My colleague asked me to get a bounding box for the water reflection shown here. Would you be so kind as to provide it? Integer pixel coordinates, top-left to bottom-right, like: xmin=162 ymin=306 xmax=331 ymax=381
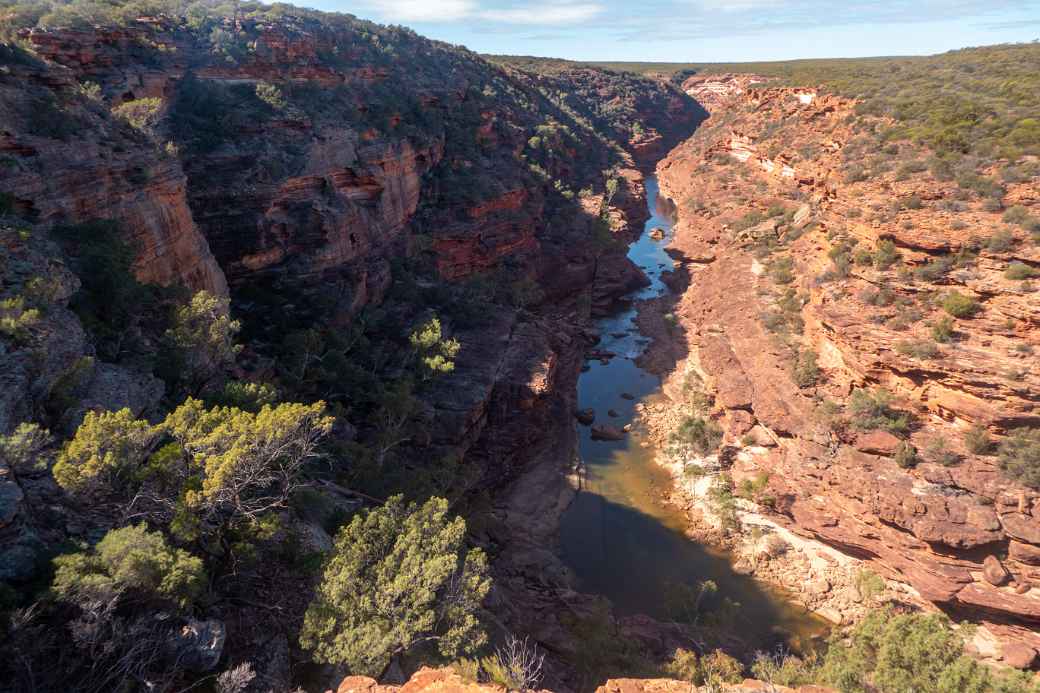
xmin=559 ymin=177 xmax=827 ymax=652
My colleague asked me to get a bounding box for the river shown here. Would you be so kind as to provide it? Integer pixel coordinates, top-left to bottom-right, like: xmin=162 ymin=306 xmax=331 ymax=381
xmin=558 ymin=176 xmax=828 ymax=654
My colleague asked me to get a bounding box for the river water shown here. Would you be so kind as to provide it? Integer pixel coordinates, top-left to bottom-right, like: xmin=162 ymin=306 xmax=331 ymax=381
xmin=559 ymin=177 xmax=828 ymax=653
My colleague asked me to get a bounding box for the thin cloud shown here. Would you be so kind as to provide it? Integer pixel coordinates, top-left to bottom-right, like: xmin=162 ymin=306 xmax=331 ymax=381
xmin=362 ymin=0 xmax=604 ymax=25
xmin=479 ymin=3 xmax=604 ymax=24
xmin=365 ymin=0 xmax=477 ymax=22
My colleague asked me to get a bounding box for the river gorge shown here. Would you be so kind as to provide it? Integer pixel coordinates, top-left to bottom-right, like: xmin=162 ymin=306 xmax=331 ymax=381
xmin=558 ymin=176 xmax=828 ymax=656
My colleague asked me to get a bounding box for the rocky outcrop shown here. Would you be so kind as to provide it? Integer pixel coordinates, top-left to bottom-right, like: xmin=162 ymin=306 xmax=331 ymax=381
xmin=642 ymin=75 xmax=1040 ymax=660
xmin=332 ymin=668 xmax=834 ymax=693
xmin=0 ymin=56 xmax=227 ymax=296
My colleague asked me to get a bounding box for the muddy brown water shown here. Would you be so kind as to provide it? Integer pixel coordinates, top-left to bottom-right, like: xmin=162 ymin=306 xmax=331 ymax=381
xmin=559 ymin=177 xmax=829 ymax=655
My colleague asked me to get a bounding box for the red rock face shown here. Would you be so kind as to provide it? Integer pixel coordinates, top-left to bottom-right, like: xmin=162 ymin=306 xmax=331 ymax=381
xmin=0 ymin=62 xmax=226 ymax=296
xmin=649 ymin=76 xmax=1040 ymax=654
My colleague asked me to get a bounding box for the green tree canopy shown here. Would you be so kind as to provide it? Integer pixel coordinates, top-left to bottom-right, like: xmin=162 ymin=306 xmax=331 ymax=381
xmin=166 ymin=290 xmax=242 ymax=393
xmin=52 ymin=523 xmax=205 ymax=610
xmin=300 ymin=495 xmax=490 ymax=676
xmin=53 ymin=399 xmax=334 ymax=534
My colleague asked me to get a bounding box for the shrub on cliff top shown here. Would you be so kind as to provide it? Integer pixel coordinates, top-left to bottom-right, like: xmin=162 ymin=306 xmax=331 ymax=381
xmin=999 ymin=428 xmax=1040 ymax=489
xmin=300 ymin=495 xmax=490 ymax=676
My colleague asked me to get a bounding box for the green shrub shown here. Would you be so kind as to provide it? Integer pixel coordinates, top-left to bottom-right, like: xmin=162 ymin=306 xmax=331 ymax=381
xmin=1005 ymin=261 xmax=1038 ymax=280
xmin=793 ymin=349 xmax=820 ymax=387
xmin=873 ymin=240 xmax=900 ymax=270
xmin=963 ymin=424 xmax=993 ymax=455
xmin=52 ymin=524 xmax=205 ymax=609
xmin=165 ymin=290 xmax=242 ymax=393
xmin=914 ymin=257 xmax=953 ymax=282
xmin=707 ymin=477 xmax=740 ymax=533
xmin=941 ymin=291 xmax=980 ymax=318
xmin=848 ymin=388 xmax=910 ymax=436
xmin=1003 ymin=205 xmax=1035 ymax=228
xmin=0 ymin=422 xmax=52 ymax=472
xmin=769 ymin=255 xmax=795 ymax=284
xmin=894 ymin=441 xmax=918 ymax=468
xmin=53 ymin=408 xmax=157 ymax=493
xmin=998 ymin=428 xmax=1040 ymax=488
xmin=854 ymin=569 xmax=887 ymax=602
xmin=820 ymin=607 xmax=1038 ymax=693
xmin=111 ymin=97 xmax=163 ymax=134
xmin=930 ymin=316 xmax=955 ymax=342
xmin=668 ymin=416 xmax=724 ymax=457
xmin=986 ymin=229 xmax=1015 ymax=253
xmin=663 ymin=648 xmax=701 ymax=682
xmin=925 ymin=437 xmax=960 ymax=466
xmin=752 ymin=650 xmax=820 ymax=688
xmin=300 ymin=495 xmax=491 ymax=675
xmin=410 ymin=316 xmax=461 ymax=380
xmin=0 ymin=296 xmax=40 ymax=344
xmin=895 ymin=339 xmax=938 ymax=360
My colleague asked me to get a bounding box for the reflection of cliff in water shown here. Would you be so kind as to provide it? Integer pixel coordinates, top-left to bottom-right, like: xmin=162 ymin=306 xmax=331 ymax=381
xmin=559 ymin=176 xmax=828 ymax=653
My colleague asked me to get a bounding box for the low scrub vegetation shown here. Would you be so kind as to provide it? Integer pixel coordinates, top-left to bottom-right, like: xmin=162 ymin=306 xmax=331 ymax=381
xmin=999 ymin=428 xmax=1040 ymax=488
xmin=848 ymin=388 xmax=911 ymax=436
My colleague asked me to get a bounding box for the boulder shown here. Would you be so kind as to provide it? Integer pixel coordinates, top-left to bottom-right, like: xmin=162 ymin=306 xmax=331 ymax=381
xmin=649 ymin=226 xmax=666 ymax=240
xmin=173 ymin=619 xmax=226 ymax=672
xmin=792 ymin=203 xmax=812 ymax=228
xmin=591 ymin=425 xmax=626 ymax=441
xmin=982 ymin=555 xmax=1010 ymax=586
xmin=743 ymin=425 xmax=777 ymax=448
xmin=1010 ymin=540 xmax=1040 ymax=566
xmin=854 ymin=430 xmax=902 ymax=456
xmin=620 ymin=392 xmax=636 ymax=400
xmin=608 ymin=409 xmax=620 ymax=417
xmin=575 ymin=408 xmax=595 ymax=425
xmin=1002 ymin=642 xmax=1038 ymax=670
xmin=1003 ymin=513 xmax=1040 ymax=545
xmin=808 ymin=578 xmax=832 ymax=595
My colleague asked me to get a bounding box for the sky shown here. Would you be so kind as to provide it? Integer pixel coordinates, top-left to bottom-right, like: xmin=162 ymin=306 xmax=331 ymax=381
xmin=294 ymin=0 xmax=1040 ymax=62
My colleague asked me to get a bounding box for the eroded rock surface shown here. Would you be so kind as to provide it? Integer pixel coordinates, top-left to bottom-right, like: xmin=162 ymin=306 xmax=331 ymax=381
xmin=641 ymin=73 xmax=1040 ymax=658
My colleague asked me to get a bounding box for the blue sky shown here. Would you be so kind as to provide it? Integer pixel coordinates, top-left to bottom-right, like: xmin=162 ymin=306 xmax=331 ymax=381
xmin=298 ymin=0 xmax=1040 ymax=62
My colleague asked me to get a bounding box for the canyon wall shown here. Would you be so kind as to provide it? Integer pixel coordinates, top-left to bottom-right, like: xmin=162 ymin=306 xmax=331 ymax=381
xmin=642 ymin=74 xmax=1040 ymax=666
xmin=0 ymin=14 xmax=704 ymax=689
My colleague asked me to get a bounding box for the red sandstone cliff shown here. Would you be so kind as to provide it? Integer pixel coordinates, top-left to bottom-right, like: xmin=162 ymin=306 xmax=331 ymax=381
xmin=644 ymin=76 xmax=1040 ymax=665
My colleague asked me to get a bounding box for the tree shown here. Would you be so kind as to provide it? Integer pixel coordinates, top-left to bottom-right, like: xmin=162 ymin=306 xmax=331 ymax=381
xmin=300 ymin=495 xmax=491 ymax=676
xmin=52 ymin=524 xmax=205 ymax=610
xmin=162 ymin=398 xmax=334 ymax=523
xmin=53 ymin=408 xmax=157 ymax=493
xmin=166 ymin=291 xmax=242 ymax=393
xmin=409 ymin=317 xmax=460 ymax=380
xmin=54 ymin=399 xmax=334 ymax=534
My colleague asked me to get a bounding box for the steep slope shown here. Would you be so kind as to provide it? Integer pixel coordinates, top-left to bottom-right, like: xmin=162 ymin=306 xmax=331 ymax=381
xmin=638 ymin=52 xmax=1040 ymax=669
xmin=0 ymin=4 xmax=705 ymax=690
